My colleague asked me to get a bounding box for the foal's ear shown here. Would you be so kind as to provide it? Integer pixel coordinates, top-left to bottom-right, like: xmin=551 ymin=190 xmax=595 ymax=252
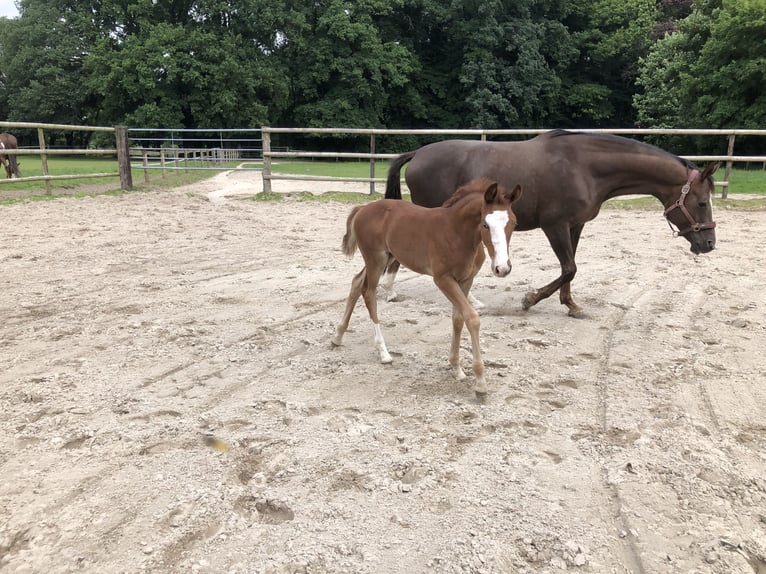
xmin=506 ymin=184 xmax=522 ymax=203
xmin=700 ymin=161 xmax=720 ymax=180
xmin=483 ymin=182 xmax=499 ymax=202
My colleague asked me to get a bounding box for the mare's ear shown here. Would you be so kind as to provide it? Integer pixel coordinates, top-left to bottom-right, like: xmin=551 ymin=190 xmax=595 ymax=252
xmin=506 ymin=184 xmax=522 ymax=203
xmin=483 ymin=182 xmax=499 ymax=202
xmin=700 ymin=162 xmax=720 ymax=180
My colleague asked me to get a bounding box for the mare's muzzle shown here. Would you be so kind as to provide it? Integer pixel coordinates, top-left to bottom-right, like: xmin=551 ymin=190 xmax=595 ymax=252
xmin=664 ymin=169 xmax=716 ymax=253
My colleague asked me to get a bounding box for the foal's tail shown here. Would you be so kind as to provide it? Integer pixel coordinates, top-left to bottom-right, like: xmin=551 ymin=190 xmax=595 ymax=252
xmin=341 ymin=205 xmax=363 ymax=257
xmin=384 ymin=151 xmax=417 ymax=200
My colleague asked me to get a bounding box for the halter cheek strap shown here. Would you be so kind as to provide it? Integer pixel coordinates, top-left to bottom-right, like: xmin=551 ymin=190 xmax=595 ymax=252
xmin=664 ymin=169 xmax=716 ymax=236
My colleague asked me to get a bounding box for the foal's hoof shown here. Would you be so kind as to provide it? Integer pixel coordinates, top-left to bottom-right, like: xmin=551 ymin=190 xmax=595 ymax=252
xmin=474 ymin=390 xmax=488 ymax=404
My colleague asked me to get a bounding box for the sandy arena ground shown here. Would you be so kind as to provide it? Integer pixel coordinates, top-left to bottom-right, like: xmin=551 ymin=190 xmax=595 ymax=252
xmin=1 ymin=169 xmax=765 ymax=574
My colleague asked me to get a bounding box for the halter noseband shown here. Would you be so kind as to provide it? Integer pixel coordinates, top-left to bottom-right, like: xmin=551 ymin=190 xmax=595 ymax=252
xmin=663 ymin=169 xmax=716 ymax=237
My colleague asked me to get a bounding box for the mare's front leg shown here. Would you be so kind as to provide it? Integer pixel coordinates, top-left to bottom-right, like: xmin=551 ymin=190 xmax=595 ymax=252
xmin=380 ymin=259 xmax=400 ymax=302
xmin=435 ymin=275 xmax=487 ymax=397
xmin=466 ymin=248 xmax=487 ymax=310
xmin=522 ymin=224 xmax=583 ymax=317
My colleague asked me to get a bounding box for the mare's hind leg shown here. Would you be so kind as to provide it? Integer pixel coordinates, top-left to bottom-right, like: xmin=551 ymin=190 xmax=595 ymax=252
xmin=522 ymin=224 xmax=582 ymax=317
xmin=558 ymin=224 xmax=584 ymax=317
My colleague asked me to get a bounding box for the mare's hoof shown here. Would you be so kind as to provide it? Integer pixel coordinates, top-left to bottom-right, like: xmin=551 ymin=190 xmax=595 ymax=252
xmin=521 ymin=292 xmax=536 ymax=311
xmin=567 ymin=308 xmax=585 ymax=319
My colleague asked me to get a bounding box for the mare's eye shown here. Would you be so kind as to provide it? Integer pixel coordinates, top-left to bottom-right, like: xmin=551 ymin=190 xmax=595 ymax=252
xmin=482 ymin=222 xmax=489 ymax=229
xmin=698 ymin=202 xmax=707 ymax=208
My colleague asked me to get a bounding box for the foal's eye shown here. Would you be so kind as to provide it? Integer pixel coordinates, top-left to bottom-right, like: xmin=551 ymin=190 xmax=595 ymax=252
xmin=482 ymin=222 xmax=489 ymax=229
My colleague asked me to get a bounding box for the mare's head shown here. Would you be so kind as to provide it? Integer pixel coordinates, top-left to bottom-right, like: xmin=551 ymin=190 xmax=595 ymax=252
xmin=664 ymin=162 xmax=719 ymax=254
xmin=477 ymin=179 xmax=522 ymax=277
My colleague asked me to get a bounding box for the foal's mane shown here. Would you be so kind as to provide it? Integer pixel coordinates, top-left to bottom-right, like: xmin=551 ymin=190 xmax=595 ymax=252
xmin=441 ymin=178 xmax=492 ymax=208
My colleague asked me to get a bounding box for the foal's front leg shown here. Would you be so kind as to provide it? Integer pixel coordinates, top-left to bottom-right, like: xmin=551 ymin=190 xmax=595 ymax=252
xmin=435 ymin=275 xmax=487 ymax=396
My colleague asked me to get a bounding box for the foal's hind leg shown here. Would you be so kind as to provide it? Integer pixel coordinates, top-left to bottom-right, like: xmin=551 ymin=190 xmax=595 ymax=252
xmin=332 ymin=268 xmax=367 ymax=347
xmin=360 ymin=256 xmax=393 ymax=363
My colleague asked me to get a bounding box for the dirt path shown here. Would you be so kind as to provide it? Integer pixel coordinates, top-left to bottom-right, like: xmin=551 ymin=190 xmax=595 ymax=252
xmin=1 ymin=170 xmax=765 ymax=574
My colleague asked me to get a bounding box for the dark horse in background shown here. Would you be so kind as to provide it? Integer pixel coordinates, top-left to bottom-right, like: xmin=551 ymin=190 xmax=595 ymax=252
xmin=0 ymin=132 xmax=22 ymax=178
xmin=384 ymin=129 xmax=719 ymax=317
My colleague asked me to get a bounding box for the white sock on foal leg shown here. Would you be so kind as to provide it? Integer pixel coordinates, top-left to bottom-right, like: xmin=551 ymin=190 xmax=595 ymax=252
xmin=373 ymin=323 xmax=393 ymax=364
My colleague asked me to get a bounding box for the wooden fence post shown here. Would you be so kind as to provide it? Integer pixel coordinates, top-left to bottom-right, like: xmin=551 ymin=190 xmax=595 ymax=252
xmin=262 ymin=128 xmax=272 ymax=194
xmin=369 ymin=134 xmax=376 ymax=195
xmin=723 ymin=134 xmax=735 ymax=199
xmin=143 ymin=150 xmax=150 ymax=183
xmin=115 ymin=125 xmax=133 ymax=190
xmin=37 ymin=128 xmax=51 ymax=195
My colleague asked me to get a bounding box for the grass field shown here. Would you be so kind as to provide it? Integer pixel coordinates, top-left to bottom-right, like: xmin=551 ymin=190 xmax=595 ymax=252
xmin=2 ymin=157 xmax=765 ymax=208
xmin=0 ymin=156 xmax=237 ymax=195
xmin=271 ymin=160 xmax=766 ymax=195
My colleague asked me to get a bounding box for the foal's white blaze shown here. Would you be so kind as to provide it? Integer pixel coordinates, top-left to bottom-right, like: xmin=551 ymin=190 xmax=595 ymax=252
xmin=484 ymin=209 xmax=511 ymax=276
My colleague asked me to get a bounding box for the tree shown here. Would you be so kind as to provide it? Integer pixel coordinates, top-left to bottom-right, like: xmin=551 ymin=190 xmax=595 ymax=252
xmin=0 ymin=0 xmax=96 ymax=130
xmin=689 ymin=0 xmax=766 ymax=129
xmin=268 ymin=0 xmax=415 ymax=130
xmin=561 ymin=0 xmax=660 ymax=126
xmin=86 ymin=22 xmax=281 ymax=128
xmin=456 ymin=0 xmax=577 ymax=128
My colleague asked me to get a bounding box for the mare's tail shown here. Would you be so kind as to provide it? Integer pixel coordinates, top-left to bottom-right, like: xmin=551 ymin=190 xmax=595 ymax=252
xmin=341 ymin=205 xmax=363 ymax=257
xmin=384 ymin=151 xmax=417 ymax=200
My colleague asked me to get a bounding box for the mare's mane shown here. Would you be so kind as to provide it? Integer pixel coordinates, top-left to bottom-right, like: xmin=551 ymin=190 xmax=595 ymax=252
xmin=547 ymin=129 xmax=698 ymax=173
xmin=441 ymin=178 xmax=492 ymax=208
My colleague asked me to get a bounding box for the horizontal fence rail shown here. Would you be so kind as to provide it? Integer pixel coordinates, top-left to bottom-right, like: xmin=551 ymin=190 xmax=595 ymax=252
xmin=0 ymin=121 xmax=131 ymax=193
xmin=261 ymin=127 xmax=766 ymax=197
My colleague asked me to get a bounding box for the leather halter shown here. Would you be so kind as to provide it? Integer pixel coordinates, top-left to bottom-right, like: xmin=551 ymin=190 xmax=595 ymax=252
xmin=663 ymin=169 xmax=716 ymax=236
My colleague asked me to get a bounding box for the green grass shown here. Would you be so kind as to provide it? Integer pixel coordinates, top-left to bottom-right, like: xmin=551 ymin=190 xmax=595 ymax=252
xmin=716 ymin=167 xmax=766 ymax=195
xmin=270 ymin=159 xmax=391 ymax=179
xmin=0 ymin=155 xmax=238 ymax=196
xmin=3 ymin=157 xmax=765 ymax=210
xmin=271 ymin=161 xmax=766 ymax=195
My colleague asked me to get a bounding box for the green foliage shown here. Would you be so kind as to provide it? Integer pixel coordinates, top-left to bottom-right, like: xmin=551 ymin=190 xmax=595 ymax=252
xmin=562 ymin=0 xmax=661 ymax=125
xmin=689 ymin=0 xmax=766 ymax=128
xmin=0 ymin=0 xmax=763 ymax=137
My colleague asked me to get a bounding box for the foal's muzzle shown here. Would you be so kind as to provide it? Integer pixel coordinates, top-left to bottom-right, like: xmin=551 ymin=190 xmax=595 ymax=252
xmin=494 ymin=261 xmax=512 ymax=277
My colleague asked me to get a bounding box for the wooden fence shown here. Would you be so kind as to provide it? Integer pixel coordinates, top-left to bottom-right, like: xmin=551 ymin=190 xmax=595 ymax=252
xmin=0 ymin=121 xmax=132 ymax=193
xmin=128 ymin=128 xmax=264 ymax=183
xmin=2 ymin=124 xmax=764 ymax=198
xmin=261 ymin=127 xmax=766 ymax=198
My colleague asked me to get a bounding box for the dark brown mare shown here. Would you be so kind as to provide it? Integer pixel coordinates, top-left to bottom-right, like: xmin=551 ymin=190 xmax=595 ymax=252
xmin=0 ymin=132 xmax=21 ymax=178
xmin=332 ymin=179 xmax=522 ymax=396
xmin=385 ymin=130 xmax=719 ymax=317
